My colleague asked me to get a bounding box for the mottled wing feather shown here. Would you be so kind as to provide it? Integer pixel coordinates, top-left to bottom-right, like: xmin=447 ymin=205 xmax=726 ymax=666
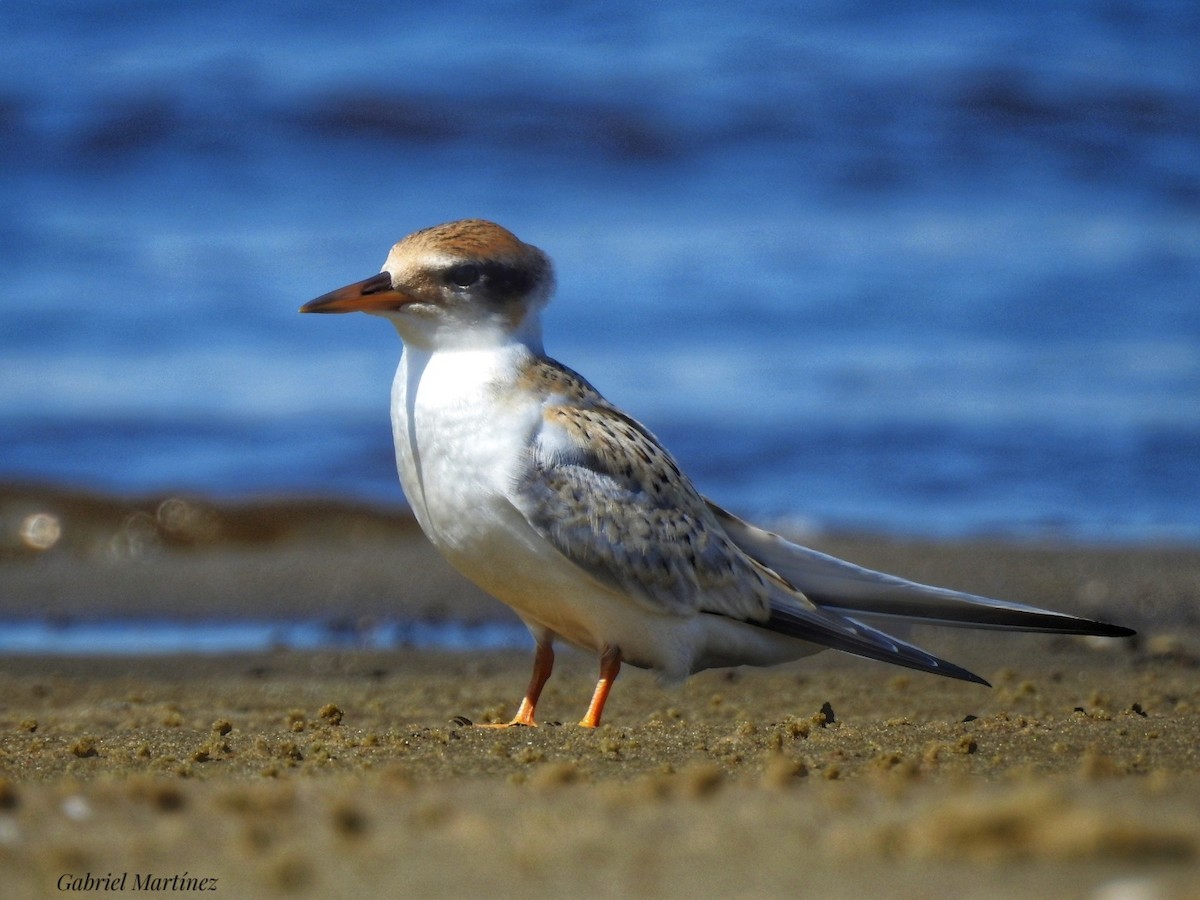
xmin=510 ymin=359 xmax=774 ymax=620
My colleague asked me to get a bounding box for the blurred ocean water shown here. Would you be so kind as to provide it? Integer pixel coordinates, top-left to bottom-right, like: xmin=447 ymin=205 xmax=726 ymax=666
xmin=2 ymin=1 xmax=1198 ymax=541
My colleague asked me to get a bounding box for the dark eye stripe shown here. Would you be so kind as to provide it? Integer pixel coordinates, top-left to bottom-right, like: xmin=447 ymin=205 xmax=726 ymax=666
xmin=479 ymin=262 xmax=537 ymax=297
xmin=443 ymin=261 xmax=539 ymax=298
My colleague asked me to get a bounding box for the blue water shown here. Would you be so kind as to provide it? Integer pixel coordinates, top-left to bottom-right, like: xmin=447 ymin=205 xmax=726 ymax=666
xmin=0 ymin=618 xmax=531 ymax=656
xmin=2 ymin=1 xmax=1198 ymax=542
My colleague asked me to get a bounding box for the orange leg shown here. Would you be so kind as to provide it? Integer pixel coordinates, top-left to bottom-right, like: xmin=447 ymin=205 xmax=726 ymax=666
xmin=477 ymin=641 xmax=554 ymax=728
xmin=578 ymin=645 xmax=622 ymax=728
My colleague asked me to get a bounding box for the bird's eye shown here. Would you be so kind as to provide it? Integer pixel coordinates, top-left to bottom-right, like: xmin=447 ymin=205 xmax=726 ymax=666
xmin=446 ymin=264 xmax=480 ymax=288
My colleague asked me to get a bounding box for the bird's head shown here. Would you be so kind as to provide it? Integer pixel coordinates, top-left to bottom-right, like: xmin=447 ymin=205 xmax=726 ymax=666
xmin=301 ymin=219 xmax=555 ymax=351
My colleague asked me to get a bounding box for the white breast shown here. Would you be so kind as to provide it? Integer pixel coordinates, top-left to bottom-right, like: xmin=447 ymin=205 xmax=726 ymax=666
xmin=391 ymin=344 xmax=537 ymax=554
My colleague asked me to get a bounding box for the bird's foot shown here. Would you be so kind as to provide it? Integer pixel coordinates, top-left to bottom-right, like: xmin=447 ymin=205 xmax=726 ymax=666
xmin=450 ymin=714 xmax=537 ymax=728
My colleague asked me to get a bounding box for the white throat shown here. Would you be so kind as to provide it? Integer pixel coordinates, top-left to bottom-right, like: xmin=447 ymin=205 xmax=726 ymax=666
xmin=385 ymin=307 xmax=545 ymax=355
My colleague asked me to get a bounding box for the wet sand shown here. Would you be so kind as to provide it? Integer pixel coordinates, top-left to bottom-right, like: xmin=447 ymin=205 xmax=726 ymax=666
xmin=1 ymin=486 xmax=1198 ymax=897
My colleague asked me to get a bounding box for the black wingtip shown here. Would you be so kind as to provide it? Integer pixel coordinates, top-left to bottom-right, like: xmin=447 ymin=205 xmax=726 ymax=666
xmin=919 ymin=656 xmax=990 ymax=687
xmin=857 ymin=645 xmax=993 ymax=687
xmin=760 ymin=606 xmax=996 ymax=687
xmin=954 ymin=666 xmax=992 ymax=688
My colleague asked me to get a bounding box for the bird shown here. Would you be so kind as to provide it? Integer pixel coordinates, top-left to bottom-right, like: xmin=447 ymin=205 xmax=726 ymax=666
xmin=300 ymin=218 xmax=1135 ymax=728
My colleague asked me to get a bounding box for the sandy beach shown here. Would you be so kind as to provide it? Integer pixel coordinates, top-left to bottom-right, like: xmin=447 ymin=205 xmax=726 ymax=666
xmin=1 ymin=485 xmax=1198 ymax=898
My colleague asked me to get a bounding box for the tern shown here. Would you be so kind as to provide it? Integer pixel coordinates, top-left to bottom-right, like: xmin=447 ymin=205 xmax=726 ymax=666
xmin=301 ymin=219 xmax=1134 ymax=727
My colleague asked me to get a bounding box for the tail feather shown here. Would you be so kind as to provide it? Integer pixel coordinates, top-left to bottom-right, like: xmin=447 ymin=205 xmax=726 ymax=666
xmin=710 ymin=502 xmax=1135 ymax=638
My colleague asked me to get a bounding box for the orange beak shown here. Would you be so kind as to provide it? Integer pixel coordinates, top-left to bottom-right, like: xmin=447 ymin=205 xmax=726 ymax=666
xmin=299 ymin=272 xmax=416 ymax=314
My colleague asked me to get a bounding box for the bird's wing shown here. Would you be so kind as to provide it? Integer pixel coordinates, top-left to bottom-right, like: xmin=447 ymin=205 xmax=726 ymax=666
xmin=507 ymin=360 xmax=1007 ymax=684
xmin=509 ymin=361 xmax=774 ymax=621
xmin=708 ymin=503 xmax=1134 ymax=637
